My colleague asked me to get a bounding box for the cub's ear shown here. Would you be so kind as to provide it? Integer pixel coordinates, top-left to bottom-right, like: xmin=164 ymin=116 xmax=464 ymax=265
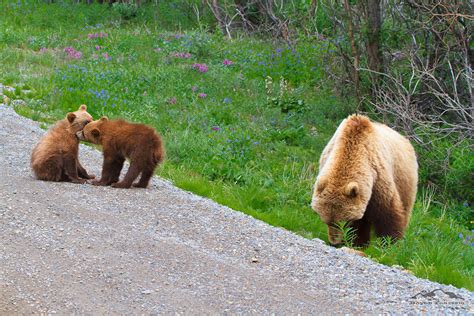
xmin=91 ymin=128 xmax=100 ymax=138
xmin=79 ymin=104 xmax=87 ymax=111
xmin=100 ymin=116 xmax=109 ymax=122
xmin=67 ymin=112 xmax=76 ymax=123
xmin=316 ymin=176 xmax=328 ymax=193
xmin=344 ymin=182 xmax=359 ymax=198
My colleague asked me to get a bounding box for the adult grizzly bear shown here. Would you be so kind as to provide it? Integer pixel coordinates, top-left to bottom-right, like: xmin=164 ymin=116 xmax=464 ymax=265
xmin=31 ymin=104 xmax=95 ymax=183
xmin=311 ymin=114 xmax=418 ymax=246
xmin=76 ymin=117 xmax=165 ymax=189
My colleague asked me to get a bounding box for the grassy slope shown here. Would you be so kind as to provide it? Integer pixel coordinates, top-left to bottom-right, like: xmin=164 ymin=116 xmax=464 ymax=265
xmin=1 ymin=1 xmax=472 ymax=290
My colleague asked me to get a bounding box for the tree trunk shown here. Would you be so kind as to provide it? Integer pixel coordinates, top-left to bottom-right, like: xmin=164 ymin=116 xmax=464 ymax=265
xmin=343 ymin=0 xmax=361 ymax=105
xmin=366 ymin=0 xmax=383 ymax=74
xmin=309 ymin=0 xmax=318 ymax=18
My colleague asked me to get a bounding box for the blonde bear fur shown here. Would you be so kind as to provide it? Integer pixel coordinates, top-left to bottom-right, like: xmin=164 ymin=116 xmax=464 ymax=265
xmin=31 ymin=104 xmax=95 ymax=183
xmin=311 ymin=114 xmax=418 ymax=246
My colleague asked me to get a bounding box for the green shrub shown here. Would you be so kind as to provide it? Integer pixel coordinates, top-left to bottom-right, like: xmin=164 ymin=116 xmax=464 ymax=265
xmin=418 ymin=138 xmax=474 ymax=204
xmin=112 ymin=2 xmax=138 ymax=20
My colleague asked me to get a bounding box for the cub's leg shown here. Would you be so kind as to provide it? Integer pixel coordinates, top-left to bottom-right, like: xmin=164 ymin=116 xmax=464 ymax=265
xmin=37 ymin=156 xmax=63 ymax=181
xmin=63 ymin=156 xmax=86 ymax=184
xmin=77 ymin=161 xmax=95 ymax=179
xmin=91 ymin=155 xmax=124 ymax=186
xmin=108 ymin=156 xmax=125 ymax=184
xmin=132 ymin=163 xmax=156 ymax=188
xmin=112 ymin=161 xmax=142 ymax=189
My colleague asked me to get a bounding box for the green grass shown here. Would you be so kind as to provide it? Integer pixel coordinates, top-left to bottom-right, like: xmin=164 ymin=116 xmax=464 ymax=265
xmin=1 ymin=1 xmax=472 ymax=291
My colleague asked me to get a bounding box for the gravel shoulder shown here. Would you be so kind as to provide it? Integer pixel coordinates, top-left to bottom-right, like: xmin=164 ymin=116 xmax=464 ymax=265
xmin=0 ymin=103 xmax=473 ymax=314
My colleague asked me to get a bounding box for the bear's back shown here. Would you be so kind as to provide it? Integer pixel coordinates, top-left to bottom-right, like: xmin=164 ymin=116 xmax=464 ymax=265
xmin=32 ymin=119 xmax=76 ymax=163
xmin=101 ymin=119 xmax=162 ymax=159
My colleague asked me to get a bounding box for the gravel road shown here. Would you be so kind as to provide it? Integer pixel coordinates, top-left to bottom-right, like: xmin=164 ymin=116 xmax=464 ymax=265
xmin=0 ymin=103 xmax=473 ymax=314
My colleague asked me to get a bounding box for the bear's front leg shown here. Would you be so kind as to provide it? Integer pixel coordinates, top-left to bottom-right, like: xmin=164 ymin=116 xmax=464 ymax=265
xmin=92 ymin=155 xmax=124 ymax=186
xmin=111 ymin=162 xmax=141 ymax=189
xmin=77 ymin=161 xmax=95 ymax=179
xmin=63 ymin=156 xmax=87 ymax=184
xmin=373 ymin=195 xmax=408 ymax=241
xmin=350 ymin=216 xmax=371 ymax=247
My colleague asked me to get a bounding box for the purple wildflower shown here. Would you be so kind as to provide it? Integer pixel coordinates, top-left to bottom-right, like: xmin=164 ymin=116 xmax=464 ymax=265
xmin=211 ymin=126 xmax=221 ymax=131
xmin=39 ymin=47 xmax=48 ymax=53
xmin=64 ymin=47 xmax=82 ymax=59
xmin=168 ymin=97 xmax=177 ymax=104
xmin=95 ymin=45 xmax=101 ymax=50
xmin=102 ymin=52 xmax=111 ymax=61
xmin=88 ymin=32 xmax=108 ymax=39
xmin=223 ymin=97 xmax=231 ymax=104
xmin=198 ymin=93 xmax=207 ymax=99
xmin=172 ymin=52 xmax=191 ymax=59
xmin=222 ymin=59 xmax=234 ymax=66
xmin=192 ymin=63 xmax=208 ymax=73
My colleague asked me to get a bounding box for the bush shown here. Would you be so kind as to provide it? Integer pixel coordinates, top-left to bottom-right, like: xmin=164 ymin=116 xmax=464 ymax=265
xmin=112 ymin=2 xmax=138 ymax=20
xmin=418 ymin=138 xmax=474 ymax=204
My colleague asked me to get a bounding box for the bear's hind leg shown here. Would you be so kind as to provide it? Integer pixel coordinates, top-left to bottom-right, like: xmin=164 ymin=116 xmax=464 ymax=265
xmin=133 ymin=164 xmax=156 ymax=188
xmin=35 ymin=157 xmax=63 ymax=182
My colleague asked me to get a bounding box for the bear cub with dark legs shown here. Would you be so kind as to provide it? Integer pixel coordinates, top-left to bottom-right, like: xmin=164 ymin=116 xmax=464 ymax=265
xmin=77 ymin=117 xmax=165 ymax=189
xmin=31 ymin=104 xmax=95 ymax=183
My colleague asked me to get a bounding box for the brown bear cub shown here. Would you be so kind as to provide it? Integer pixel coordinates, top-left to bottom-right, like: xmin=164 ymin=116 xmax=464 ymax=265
xmin=312 ymin=114 xmax=418 ymax=247
xmin=31 ymin=104 xmax=95 ymax=183
xmin=76 ymin=117 xmax=165 ymax=189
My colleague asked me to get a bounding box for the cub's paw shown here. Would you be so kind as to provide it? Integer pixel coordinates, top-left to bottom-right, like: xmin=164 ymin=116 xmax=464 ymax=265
xmin=132 ymin=183 xmax=148 ymax=188
xmin=111 ymin=182 xmax=132 ymax=189
xmin=86 ymin=174 xmax=96 ymax=180
xmin=90 ymin=179 xmax=107 ymax=186
xmin=71 ymin=178 xmax=88 ymax=184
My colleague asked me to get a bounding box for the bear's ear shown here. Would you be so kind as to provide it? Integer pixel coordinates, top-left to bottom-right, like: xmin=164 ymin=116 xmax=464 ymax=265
xmin=78 ymin=104 xmax=87 ymax=111
xmin=344 ymin=182 xmax=359 ymax=198
xmin=316 ymin=176 xmax=328 ymax=193
xmin=100 ymin=116 xmax=109 ymax=122
xmin=91 ymin=128 xmax=100 ymax=138
xmin=67 ymin=112 xmax=76 ymax=123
